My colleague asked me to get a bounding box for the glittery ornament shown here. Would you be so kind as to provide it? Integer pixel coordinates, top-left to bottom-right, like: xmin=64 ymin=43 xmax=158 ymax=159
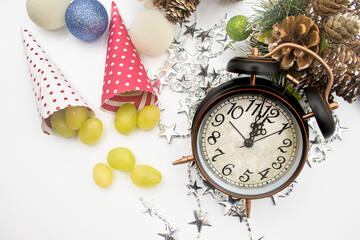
xmin=65 ymin=0 xmax=108 ymax=41
xmin=226 ymin=15 xmax=251 ymax=41
xmin=26 ymin=0 xmax=70 ymax=30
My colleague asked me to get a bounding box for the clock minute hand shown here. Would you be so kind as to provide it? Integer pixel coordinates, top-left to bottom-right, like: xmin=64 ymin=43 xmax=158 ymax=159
xmin=229 ymin=121 xmax=246 ymax=140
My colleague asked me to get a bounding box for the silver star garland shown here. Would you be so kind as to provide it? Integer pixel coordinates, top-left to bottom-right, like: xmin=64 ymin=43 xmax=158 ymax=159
xmin=140 ymin=198 xmax=181 ymax=240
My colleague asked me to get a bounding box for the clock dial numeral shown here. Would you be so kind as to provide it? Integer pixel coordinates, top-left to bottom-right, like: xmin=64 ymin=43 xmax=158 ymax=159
xmin=278 ymin=123 xmax=290 ymax=135
xmin=277 ymin=138 xmax=293 ymax=153
xmin=239 ymin=169 xmax=254 ymax=183
xmin=246 ymin=99 xmax=271 ymax=118
xmin=263 ymin=108 xmax=280 ymax=124
xmin=211 ymin=114 xmax=225 ymax=127
xmin=211 ymin=148 xmax=225 ymax=162
xmin=207 ymin=131 xmax=221 ymax=145
xmin=272 ymin=156 xmax=286 ymax=170
xmin=227 ymin=102 xmax=244 ymax=119
xmin=258 ymin=168 xmax=271 ymax=180
xmin=222 ymin=163 xmax=235 ymax=176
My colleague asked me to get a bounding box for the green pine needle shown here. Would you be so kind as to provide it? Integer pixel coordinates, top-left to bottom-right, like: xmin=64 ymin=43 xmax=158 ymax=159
xmin=251 ymin=0 xmax=313 ymax=32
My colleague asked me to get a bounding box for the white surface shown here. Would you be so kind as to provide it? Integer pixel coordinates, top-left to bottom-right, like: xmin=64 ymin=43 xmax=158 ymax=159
xmin=1 ymin=0 xmax=359 ymax=239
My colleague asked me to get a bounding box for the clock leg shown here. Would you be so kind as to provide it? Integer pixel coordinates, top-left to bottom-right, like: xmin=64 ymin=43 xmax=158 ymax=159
xmin=245 ymin=199 xmax=251 ymax=218
xmin=172 ymin=155 xmax=194 ymax=165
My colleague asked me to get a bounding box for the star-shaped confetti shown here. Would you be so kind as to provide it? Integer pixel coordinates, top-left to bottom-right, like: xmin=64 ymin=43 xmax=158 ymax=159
xmin=201 ymin=179 xmax=217 ymax=199
xmin=196 ymin=29 xmax=212 ymax=42
xmin=158 ymin=223 xmax=180 ymax=240
xmin=183 ymin=23 xmax=199 ymax=38
xmin=188 ymin=210 xmax=212 ymax=233
xmin=186 ymin=180 xmax=203 ymax=197
xmin=177 ymin=99 xmax=191 ymax=116
xmin=158 ymin=124 xmax=179 ymax=143
xmin=230 ymin=205 xmax=246 ymax=222
xmin=218 ymin=195 xmax=242 ymax=216
xmin=141 ymin=198 xmax=157 ymax=217
xmin=330 ymin=117 xmax=348 ymax=141
xmin=197 ymin=64 xmax=209 ymax=79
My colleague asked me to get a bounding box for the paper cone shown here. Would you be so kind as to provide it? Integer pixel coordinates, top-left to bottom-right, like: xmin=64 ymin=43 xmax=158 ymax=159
xmin=22 ymin=27 xmax=93 ymax=135
xmin=101 ymin=1 xmax=158 ymax=112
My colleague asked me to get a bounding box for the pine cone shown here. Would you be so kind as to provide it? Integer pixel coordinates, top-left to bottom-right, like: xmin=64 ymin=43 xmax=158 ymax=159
xmin=269 ymin=15 xmax=321 ymax=70
xmin=294 ymin=45 xmax=360 ymax=103
xmin=324 ymin=13 xmax=360 ymax=43
xmin=313 ymin=0 xmax=352 ymax=17
xmin=153 ymin=0 xmax=202 ymax=23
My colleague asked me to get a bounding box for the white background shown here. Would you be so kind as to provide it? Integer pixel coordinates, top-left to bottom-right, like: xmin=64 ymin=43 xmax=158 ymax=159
xmin=1 ymin=0 xmax=360 ymax=239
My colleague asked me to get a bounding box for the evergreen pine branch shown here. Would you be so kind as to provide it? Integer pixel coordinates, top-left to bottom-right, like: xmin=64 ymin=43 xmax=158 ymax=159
xmin=250 ymin=0 xmax=313 ymax=32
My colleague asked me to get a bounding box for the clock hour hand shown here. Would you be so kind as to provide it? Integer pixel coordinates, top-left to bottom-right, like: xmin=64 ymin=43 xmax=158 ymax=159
xmin=229 ymin=121 xmax=246 ymax=140
xmin=240 ymin=123 xmax=291 ymax=148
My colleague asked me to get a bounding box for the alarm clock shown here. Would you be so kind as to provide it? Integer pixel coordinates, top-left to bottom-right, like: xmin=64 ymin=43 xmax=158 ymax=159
xmin=173 ymin=43 xmax=339 ymax=217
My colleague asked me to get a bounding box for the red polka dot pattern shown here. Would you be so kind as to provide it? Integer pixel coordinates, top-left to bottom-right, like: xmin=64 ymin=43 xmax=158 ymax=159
xmin=101 ymin=2 xmax=157 ymax=112
xmin=22 ymin=27 xmax=92 ymax=135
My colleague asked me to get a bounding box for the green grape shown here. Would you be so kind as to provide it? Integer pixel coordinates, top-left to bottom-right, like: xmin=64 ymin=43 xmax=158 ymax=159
xmin=107 ymin=147 xmax=136 ymax=171
xmin=65 ymin=106 xmax=88 ymax=130
xmin=114 ymin=103 xmax=137 ymax=134
xmin=79 ymin=117 xmax=103 ymax=145
xmin=137 ymin=105 xmax=160 ymax=130
xmin=50 ymin=109 xmax=76 ymax=138
xmin=93 ymin=163 xmax=113 ymax=188
xmin=130 ymin=164 xmax=162 ymax=188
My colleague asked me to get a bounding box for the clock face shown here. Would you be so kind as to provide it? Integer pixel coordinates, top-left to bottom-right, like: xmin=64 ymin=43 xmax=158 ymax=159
xmin=194 ymin=90 xmax=306 ymax=198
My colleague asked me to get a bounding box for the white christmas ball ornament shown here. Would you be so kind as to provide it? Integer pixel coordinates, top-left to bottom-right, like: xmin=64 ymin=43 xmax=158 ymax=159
xmin=129 ymin=10 xmax=174 ymax=56
xmin=26 ymin=0 xmax=70 ymax=30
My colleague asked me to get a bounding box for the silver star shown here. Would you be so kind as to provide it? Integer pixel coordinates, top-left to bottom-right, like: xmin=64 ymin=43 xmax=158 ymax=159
xmin=200 ymin=79 xmax=212 ymax=93
xmin=230 ymin=205 xmax=246 ymax=222
xmin=218 ymin=195 xmax=241 ymax=216
xmin=184 ymin=23 xmax=199 ymax=38
xmin=182 ymin=52 xmax=200 ymax=66
xmin=188 ymin=210 xmax=211 ymax=233
xmin=210 ymin=68 xmax=220 ymax=81
xmin=217 ymin=34 xmax=235 ymax=51
xmin=201 ymin=179 xmax=217 ymax=199
xmin=197 ymin=65 xmax=209 ymax=79
xmin=211 ymin=26 xmax=225 ymax=38
xmin=158 ymin=223 xmax=180 ymax=240
xmin=158 ymin=124 xmax=179 ymax=144
xmin=177 ymin=99 xmax=190 ymax=116
xmin=330 ymin=117 xmax=348 ymax=141
xmin=197 ymin=45 xmax=211 ymax=55
xmin=196 ymin=29 xmax=212 ymax=42
xmin=272 ymin=181 xmax=297 ymax=205
xmin=271 ymin=191 xmax=287 ymax=205
xmin=141 ymin=199 xmax=157 ymax=217
xmin=186 ymin=180 xmax=202 ymax=197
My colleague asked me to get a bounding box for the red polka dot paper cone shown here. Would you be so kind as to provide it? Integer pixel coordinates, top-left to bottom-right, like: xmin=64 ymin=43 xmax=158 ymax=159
xmin=101 ymin=1 xmax=158 ymax=113
xmin=22 ymin=27 xmax=93 ymax=135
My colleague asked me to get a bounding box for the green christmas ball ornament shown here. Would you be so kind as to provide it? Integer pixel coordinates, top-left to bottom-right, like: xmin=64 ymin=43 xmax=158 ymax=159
xmin=226 ymin=15 xmax=251 ymax=41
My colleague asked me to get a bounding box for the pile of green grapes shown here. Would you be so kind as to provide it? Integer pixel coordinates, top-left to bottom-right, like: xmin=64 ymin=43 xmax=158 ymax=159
xmin=93 ymin=147 xmax=162 ymax=188
xmin=114 ymin=103 xmax=160 ymax=134
xmin=50 ymin=106 xmax=103 ymax=145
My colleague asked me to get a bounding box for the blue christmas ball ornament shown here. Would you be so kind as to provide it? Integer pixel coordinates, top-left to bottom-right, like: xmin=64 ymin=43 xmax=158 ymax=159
xmin=65 ymin=0 xmax=108 ymax=42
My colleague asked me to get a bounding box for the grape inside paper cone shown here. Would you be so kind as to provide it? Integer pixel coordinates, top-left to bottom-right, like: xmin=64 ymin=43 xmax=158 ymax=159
xmin=22 ymin=27 xmax=92 ymax=135
xmin=101 ymin=2 xmax=158 ymax=113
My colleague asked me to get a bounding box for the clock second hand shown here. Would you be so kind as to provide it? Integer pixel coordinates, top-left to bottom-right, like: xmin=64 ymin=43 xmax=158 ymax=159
xmin=239 ymin=124 xmax=291 ymax=148
xmin=229 ymin=121 xmax=246 ymax=140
